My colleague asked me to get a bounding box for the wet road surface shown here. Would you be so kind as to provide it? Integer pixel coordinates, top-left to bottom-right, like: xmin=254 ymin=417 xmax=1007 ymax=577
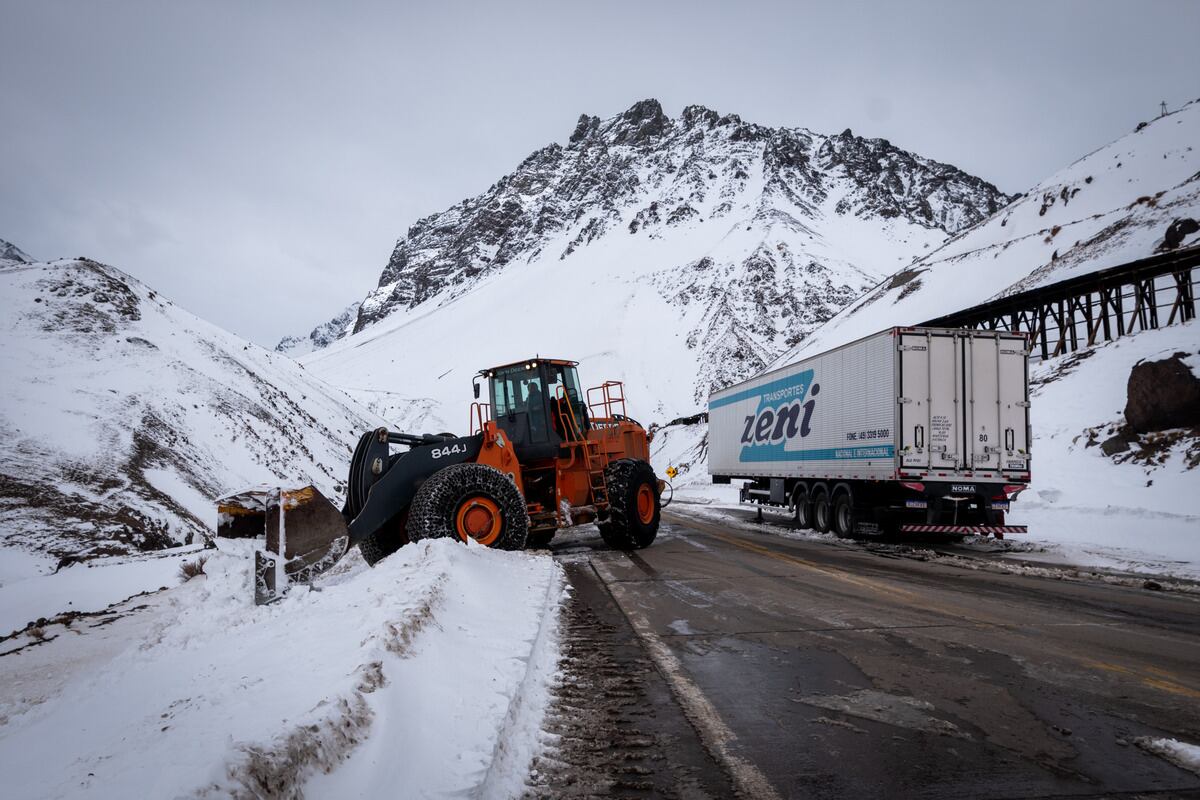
xmin=533 ymin=508 xmax=1200 ymax=799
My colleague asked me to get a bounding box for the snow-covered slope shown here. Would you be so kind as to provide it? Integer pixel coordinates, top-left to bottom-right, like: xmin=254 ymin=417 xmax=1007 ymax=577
xmin=0 ymin=539 xmax=565 ymax=799
xmin=302 ymin=100 xmax=1008 ymax=422
xmin=1013 ymin=320 xmax=1200 ymax=576
xmin=275 ymin=300 xmax=361 ymax=355
xmin=783 ymin=99 xmax=1200 ymax=359
xmin=1 ymin=237 xmax=34 ymax=265
xmin=0 ymin=253 xmax=385 ymax=567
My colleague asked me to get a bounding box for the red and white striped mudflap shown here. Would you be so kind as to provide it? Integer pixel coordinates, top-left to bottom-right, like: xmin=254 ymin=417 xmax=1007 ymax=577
xmin=899 ymin=525 xmax=1028 ymax=535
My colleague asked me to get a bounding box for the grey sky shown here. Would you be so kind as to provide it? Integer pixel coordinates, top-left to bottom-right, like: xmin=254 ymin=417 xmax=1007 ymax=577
xmin=2 ymin=1 xmax=1197 ymax=346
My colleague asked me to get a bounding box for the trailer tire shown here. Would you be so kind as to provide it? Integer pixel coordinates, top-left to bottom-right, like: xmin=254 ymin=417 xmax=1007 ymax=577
xmin=832 ymin=494 xmax=856 ymax=539
xmin=597 ymin=459 xmax=659 ymax=550
xmin=812 ymin=488 xmax=832 ymax=534
xmin=793 ymin=486 xmax=812 ymax=529
xmin=407 ymin=463 xmax=528 ymax=550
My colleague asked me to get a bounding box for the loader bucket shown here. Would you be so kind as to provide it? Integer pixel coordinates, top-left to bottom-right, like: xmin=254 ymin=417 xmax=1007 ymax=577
xmin=216 ymin=485 xmax=350 ymax=605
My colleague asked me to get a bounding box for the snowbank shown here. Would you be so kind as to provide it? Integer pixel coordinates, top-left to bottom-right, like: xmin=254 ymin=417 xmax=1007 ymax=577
xmin=1137 ymin=737 xmax=1200 ymax=776
xmin=0 ymin=539 xmax=564 ymax=799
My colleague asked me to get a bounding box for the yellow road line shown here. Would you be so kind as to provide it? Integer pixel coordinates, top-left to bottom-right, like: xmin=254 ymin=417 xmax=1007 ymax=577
xmin=1085 ymin=660 xmax=1200 ymax=701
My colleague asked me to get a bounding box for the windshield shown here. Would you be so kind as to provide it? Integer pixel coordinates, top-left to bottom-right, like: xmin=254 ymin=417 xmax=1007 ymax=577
xmin=546 ymin=365 xmax=582 ymax=403
xmin=490 ymin=364 xmax=543 ymax=416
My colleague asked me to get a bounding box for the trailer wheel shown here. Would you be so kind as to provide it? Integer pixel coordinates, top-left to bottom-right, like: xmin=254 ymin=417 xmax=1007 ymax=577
xmin=832 ymin=494 xmax=856 ymax=539
xmin=408 ymin=463 xmax=528 ymax=550
xmin=812 ymin=489 xmax=832 ymax=533
xmin=792 ymin=486 xmax=812 ymax=529
xmin=597 ymin=459 xmax=659 ymax=550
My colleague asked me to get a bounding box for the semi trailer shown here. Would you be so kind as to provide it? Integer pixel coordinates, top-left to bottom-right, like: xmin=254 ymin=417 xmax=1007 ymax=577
xmin=708 ymin=327 xmax=1031 ymax=538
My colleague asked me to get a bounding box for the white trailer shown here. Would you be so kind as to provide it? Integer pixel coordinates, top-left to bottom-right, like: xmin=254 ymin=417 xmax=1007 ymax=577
xmin=708 ymin=327 xmax=1031 ymax=538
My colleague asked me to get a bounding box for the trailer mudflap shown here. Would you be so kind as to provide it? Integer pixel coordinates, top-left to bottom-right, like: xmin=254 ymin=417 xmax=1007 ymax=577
xmin=900 ymin=524 xmax=1027 ymax=538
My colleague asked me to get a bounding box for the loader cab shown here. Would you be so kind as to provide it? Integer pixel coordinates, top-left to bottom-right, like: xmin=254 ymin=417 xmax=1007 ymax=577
xmin=481 ymin=359 xmax=589 ymax=460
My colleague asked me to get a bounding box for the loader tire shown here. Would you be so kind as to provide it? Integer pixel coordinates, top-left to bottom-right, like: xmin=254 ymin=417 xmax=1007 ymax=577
xmin=597 ymin=459 xmax=659 ymax=550
xmin=527 ymin=531 xmax=555 ymax=549
xmin=358 ymin=531 xmax=391 ymax=566
xmin=358 ymin=511 xmax=410 ymax=566
xmin=407 ymin=463 xmax=528 ymax=550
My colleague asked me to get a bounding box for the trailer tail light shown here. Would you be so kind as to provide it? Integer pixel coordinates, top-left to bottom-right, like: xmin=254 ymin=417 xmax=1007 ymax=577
xmin=901 ymin=482 xmax=925 ymax=493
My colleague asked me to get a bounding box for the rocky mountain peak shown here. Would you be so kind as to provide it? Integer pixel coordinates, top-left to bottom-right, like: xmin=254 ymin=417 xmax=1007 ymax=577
xmin=570 ymin=98 xmax=669 ymax=146
xmin=0 ymin=238 xmax=34 ymax=265
xmin=288 ymin=101 xmax=1012 ymax=406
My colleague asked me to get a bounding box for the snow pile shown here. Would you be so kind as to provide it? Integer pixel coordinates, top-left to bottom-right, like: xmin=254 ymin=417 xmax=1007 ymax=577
xmin=785 ymin=99 xmax=1200 ymax=358
xmin=1137 ymin=737 xmax=1200 ymax=776
xmin=0 ymin=539 xmax=565 ymax=799
xmin=299 ymin=99 xmax=1007 ymax=421
xmin=0 ymin=255 xmax=385 ymax=564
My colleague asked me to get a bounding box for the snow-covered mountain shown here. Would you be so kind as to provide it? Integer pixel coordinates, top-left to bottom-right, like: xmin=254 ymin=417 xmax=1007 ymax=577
xmin=1 ymin=238 xmax=34 ymax=265
xmin=783 ymin=98 xmax=1200 ymax=359
xmin=0 ymin=250 xmax=385 ymax=565
xmin=300 ymin=100 xmax=1008 ymax=423
xmin=275 ymin=300 xmax=362 ymax=355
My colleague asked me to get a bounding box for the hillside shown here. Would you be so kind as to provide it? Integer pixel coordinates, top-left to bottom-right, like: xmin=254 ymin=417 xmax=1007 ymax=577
xmin=300 ymin=100 xmax=1008 ymax=424
xmin=275 ymin=300 xmax=361 ymax=355
xmin=783 ymin=99 xmax=1200 ymax=359
xmin=0 ymin=250 xmax=385 ymax=572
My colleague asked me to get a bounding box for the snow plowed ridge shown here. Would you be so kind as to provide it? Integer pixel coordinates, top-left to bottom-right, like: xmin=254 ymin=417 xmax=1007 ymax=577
xmin=0 ymin=540 xmax=565 ymax=800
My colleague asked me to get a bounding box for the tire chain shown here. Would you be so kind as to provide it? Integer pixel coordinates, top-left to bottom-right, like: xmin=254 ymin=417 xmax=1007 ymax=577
xmin=597 ymin=459 xmax=656 ymax=550
xmin=408 ymin=462 xmax=529 ymax=550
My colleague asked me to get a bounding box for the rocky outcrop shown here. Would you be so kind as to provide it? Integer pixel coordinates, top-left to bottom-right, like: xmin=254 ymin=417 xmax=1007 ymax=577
xmin=1125 ymin=352 xmax=1200 ymax=432
xmin=0 ymin=238 xmax=33 ymax=265
xmin=1159 ymin=217 xmax=1199 ymax=251
xmin=276 ymin=301 xmax=361 ymax=355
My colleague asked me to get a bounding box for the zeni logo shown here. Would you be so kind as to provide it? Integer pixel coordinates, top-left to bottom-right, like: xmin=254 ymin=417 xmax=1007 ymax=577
xmin=737 ymin=369 xmax=819 ymax=461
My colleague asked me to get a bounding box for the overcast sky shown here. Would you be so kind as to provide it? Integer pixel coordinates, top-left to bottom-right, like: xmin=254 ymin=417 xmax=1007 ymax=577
xmin=2 ymin=1 xmax=1197 ymax=346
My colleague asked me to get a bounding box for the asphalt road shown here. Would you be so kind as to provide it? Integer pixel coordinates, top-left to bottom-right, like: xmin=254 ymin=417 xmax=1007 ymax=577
xmin=539 ymin=507 xmax=1200 ymax=799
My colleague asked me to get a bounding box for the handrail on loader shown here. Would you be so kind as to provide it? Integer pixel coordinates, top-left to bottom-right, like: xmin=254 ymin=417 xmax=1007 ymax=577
xmin=469 ymin=402 xmax=490 ymax=435
xmin=587 ymin=381 xmax=627 ymax=422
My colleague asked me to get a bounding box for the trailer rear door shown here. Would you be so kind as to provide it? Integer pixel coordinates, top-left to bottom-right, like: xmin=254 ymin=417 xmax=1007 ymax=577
xmin=998 ymin=338 xmax=1031 ymax=475
xmin=898 ymin=331 xmax=961 ymax=471
xmin=965 ymin=335 xmax=1002 ymax=471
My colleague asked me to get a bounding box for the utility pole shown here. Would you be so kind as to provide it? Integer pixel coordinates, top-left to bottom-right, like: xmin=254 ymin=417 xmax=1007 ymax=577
xmin=1160 ymin=101 xmax=1168 ymax=117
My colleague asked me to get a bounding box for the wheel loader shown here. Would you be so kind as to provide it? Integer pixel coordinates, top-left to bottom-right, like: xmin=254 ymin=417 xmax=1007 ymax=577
xmin=216 ymin=358 xmax=664 ymax=603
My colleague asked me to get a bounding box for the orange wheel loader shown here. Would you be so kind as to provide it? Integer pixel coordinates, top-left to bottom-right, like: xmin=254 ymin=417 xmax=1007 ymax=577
xmin=216 ymin=359 xmax=665 ymax=603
